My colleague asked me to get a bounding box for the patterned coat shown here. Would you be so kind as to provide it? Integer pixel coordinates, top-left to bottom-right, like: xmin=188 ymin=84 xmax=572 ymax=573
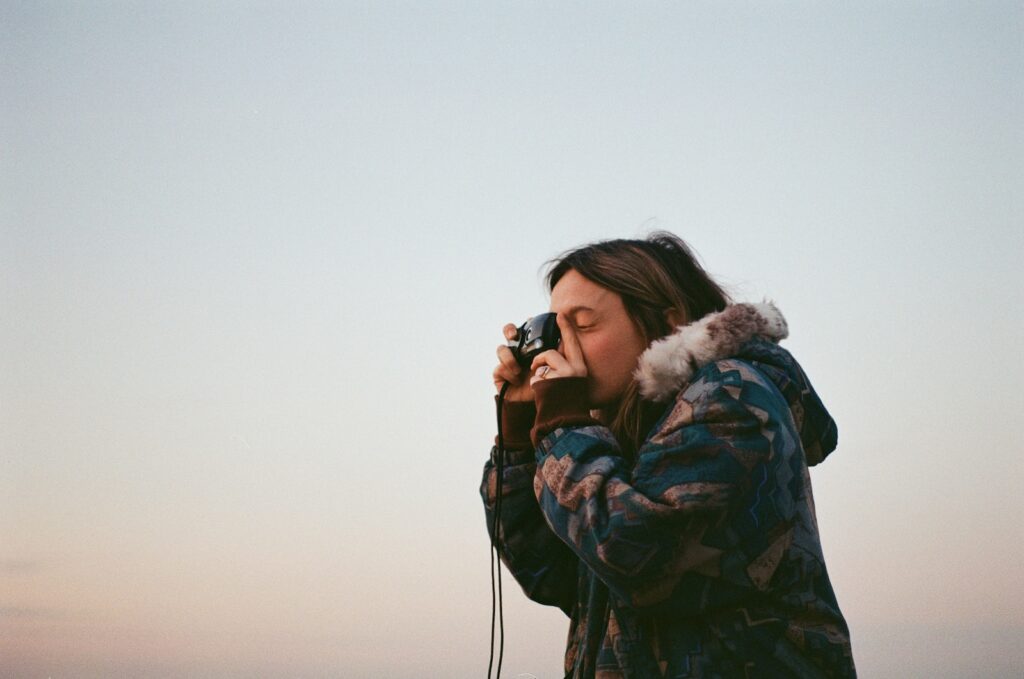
xmin=480 ymin=303 xmax=856 ymax=678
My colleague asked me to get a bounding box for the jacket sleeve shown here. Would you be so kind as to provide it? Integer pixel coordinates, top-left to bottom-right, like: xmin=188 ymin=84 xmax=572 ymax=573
xmin=480 ymin=399 xmax=579 ymax=617
xmin=530 ymin=361 xmax=791 ymax=616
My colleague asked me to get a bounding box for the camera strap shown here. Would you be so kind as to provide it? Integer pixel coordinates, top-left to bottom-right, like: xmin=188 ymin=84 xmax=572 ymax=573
xmin=488 ymin=381 xmax=511 ymax=679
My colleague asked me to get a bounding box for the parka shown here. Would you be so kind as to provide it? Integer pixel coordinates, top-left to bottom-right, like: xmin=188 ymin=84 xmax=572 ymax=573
xmin=480 ymin=302 xmax=856 ymax=678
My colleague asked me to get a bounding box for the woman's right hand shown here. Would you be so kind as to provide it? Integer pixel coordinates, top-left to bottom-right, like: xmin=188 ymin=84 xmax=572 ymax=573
xmin=493 ymin=323 xmax=534 ymax=402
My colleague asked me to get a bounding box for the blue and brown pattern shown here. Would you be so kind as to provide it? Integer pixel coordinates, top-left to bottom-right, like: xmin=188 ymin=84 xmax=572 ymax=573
xmin=482 ymin=304 xmax=855 ymax=678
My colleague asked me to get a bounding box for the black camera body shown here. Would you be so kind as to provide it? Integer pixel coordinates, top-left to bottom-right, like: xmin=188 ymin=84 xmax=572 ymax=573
xmin=508 ymin=313 xmax=561 ymax=368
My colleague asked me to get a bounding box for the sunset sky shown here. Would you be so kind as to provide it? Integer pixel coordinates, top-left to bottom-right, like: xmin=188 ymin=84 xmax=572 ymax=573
xmin=2 ymin=2 xmax=1022 ymax=677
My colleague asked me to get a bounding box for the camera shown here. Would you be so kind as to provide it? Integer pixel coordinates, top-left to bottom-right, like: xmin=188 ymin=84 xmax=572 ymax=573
xmin=508 ymin=313 xmax=561 ymax=368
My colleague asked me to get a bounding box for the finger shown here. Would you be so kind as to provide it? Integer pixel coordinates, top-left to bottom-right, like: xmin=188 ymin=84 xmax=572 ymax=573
xmin=493 ymin=363 xmax=521 ymax=385
xmin=496 ymin=345 xmax=522 ymax=375
xmin=503 ymin=323 xmax=518 ymax=341
xmin=555 ymin=314 xmax=585 ymax=368
xmin=530 ymin=349 xmax=571 ymax=374
xmin=529 ymin=364 xmax=556 ymax=387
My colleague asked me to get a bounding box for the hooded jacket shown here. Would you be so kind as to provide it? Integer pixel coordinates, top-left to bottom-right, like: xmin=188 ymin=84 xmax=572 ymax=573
xmin=481 ymin=302 xmax=856 ymax=678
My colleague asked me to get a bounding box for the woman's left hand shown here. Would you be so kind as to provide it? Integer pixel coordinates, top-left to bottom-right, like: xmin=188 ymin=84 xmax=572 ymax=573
xmin=530 ymin=314 xmax=588 ymax=386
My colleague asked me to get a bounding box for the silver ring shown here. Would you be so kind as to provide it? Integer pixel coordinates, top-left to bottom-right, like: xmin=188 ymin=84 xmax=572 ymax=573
xmin=537 ymin=366 xmax=550 ymax=379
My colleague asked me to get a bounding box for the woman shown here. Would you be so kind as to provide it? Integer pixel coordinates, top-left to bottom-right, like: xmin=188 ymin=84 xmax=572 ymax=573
xmin=481 ymin=233 xmax=856 ymax=678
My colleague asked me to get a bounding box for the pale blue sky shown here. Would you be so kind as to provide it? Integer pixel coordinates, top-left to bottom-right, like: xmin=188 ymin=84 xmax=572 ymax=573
xmin=2 ymin=2 xmax=1022 ymax=677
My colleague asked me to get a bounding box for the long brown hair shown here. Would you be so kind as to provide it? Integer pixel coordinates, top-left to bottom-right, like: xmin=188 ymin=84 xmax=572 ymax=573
xmin=544 ymin=232 xmax=732 ymax=458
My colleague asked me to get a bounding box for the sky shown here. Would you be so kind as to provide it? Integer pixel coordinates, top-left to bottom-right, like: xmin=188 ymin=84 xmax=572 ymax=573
xmin=1 ymin=1 xmax=1022 ymax=677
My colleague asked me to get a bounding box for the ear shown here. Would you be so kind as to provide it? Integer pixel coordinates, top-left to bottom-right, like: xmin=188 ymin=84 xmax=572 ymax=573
xmin=664 ymin=307 xmax=686 ymax=329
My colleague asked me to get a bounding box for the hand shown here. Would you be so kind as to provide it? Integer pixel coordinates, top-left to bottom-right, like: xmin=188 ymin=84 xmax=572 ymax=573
xmin=493 ymin=323 xmax=534 ymax=402
xmin=530 ymin=314 xmax=588 ymax=387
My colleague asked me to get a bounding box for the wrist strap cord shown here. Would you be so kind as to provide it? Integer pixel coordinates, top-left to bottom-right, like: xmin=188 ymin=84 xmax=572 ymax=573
xmin=488 ymin=381 xmax=511 ymax=679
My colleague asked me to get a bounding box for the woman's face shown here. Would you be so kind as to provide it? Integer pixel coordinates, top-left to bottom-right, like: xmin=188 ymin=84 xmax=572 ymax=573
xmin=549 ymin=269 xmax=649 ymax=408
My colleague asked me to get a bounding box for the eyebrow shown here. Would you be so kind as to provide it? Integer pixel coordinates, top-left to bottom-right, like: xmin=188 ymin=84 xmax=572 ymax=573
xmin=562 ymin=306 xmax=596 ymax=317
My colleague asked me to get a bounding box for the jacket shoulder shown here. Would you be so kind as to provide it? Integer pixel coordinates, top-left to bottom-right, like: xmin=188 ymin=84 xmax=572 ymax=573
xmin=645 ymin=357 xmax=787 ymax=447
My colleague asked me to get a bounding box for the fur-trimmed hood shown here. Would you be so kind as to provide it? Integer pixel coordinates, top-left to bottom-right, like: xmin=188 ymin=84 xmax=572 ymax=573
xmin=634 ymin=302 xmax=838 ymax=465
xmin=635 ymin=302 xmax=789 ymax=402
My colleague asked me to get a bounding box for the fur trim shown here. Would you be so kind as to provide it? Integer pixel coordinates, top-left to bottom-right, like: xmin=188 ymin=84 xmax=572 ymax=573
xmin=634 ymin=301 xmax=788 ymax=402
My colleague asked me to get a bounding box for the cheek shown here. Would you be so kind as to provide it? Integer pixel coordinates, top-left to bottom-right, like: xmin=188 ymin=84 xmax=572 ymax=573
xmin=583 ymin=334 xmax=644 ymax=384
